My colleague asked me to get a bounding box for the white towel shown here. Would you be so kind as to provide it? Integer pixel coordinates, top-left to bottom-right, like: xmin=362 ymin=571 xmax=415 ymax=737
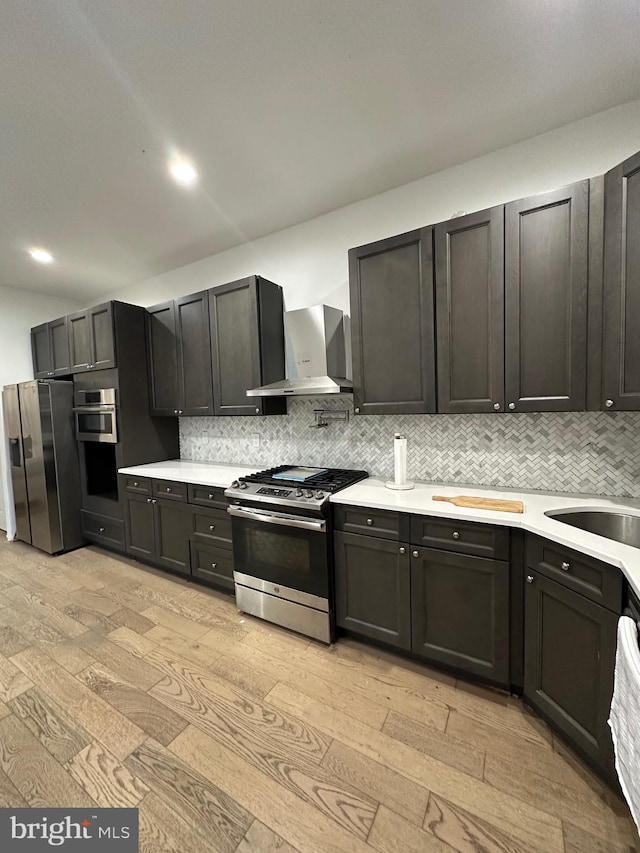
xmin=609 ymin=615 xmax=640 ymax=834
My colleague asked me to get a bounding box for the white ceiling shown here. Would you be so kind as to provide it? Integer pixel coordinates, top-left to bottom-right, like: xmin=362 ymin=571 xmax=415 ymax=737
xmin=2 ymin=0 xmax=640 ymax=302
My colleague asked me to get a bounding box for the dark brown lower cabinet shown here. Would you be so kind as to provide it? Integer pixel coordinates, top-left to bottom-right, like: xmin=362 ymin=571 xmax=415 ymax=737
xmin=410 ymin=547 xmax=510 ymax=686
xmin=190 ymin=541 xmax=234 ymax=590
xmin=334 ymin=532 xmax=411 ymax=649
xmin=124 ymin=493 xmax=156 ymax=561
xmin=155 ymin=501 xmax=192 ymax=576
xmin=524 ymin=570 xmax=618 ymax=783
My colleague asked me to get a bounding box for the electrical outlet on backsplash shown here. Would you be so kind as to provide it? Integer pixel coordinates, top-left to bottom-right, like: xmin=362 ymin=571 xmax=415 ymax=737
xmin=178 ymin=400 xmax=640 ymax=498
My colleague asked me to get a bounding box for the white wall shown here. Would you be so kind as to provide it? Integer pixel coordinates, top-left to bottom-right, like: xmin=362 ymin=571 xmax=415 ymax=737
xmin=0 ymin=286 xmax=82 ymax=536
xmin=92 ymin=99 xmax=640 ymax=314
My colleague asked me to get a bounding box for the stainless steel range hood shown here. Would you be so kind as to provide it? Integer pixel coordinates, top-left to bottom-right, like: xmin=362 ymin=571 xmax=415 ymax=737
xmin=247 ymin=304 xmax=353 ymax=397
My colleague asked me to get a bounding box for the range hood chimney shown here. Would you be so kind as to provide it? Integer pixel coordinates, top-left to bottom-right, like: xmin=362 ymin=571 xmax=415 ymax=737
xmin=247 ymin=304 xmax=353 ymax=397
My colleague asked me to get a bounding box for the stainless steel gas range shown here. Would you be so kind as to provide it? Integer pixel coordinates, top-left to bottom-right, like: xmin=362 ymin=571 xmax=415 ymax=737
xmin=225 ymin=466 xmax=368 ymax=643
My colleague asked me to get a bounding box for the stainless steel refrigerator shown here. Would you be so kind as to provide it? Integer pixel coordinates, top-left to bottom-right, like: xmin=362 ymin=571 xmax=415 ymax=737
xmin=2 ymin=380 xmax=84 ymax=554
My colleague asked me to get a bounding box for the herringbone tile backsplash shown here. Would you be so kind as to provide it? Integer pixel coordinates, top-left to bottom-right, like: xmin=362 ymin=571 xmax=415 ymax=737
xmin=180 ymin=398 xmax=640 ymax=497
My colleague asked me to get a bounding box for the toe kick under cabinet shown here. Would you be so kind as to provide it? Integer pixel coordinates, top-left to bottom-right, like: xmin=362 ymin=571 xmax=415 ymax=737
xmin=121 ymin=476 xmax=234 ymax=591
xmin=333 ymin=507 xmax=511 ymax=687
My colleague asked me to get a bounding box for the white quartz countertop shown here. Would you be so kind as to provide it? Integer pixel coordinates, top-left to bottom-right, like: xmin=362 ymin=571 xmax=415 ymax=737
xmin=118 ymin=459 xmax=259 ymax=489
xmin=331 ymin=478 xmax=640 ymax=597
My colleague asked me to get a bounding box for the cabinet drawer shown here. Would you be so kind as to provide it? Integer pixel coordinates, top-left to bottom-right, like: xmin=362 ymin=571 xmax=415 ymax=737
xmin=188 ymin=484 xmax=228 ymax=510
xmin=152 ymin=479 xmax=187 ymax=502
xmin=526 ymin=536 xmax=623 ymax=613
xmin=410 ymin=516 xmax=509 ymax=560
xmin=190 ymin=542 xmax=234 ymax=591
xmin=334 ymin=505 xmax=402 ymax=540
xmin=81 ymin=510 xmax=124 ymax=550
xmin=122 ymin=476 xmax=151 ymax=495
xmin=193 ymin=509 xmax=232 ymax=549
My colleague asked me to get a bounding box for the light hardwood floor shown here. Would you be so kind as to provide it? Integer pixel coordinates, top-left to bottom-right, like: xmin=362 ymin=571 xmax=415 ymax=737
xmin=0 ymin=538 xmax=637 ymax=853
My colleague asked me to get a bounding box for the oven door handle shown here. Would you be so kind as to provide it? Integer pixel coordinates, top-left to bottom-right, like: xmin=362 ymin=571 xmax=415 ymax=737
xmin=227 ymin=505 xmax=327 ymax=532
xmin=73 ymin=405 xmax=117 ymax=413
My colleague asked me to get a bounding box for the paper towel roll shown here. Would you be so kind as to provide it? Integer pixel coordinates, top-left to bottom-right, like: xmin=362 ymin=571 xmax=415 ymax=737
xmin=386 ymin=433 xmax=414 ymax=490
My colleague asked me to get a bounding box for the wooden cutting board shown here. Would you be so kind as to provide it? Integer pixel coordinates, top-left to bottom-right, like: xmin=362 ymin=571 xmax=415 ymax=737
xmin=433 ymin=495 xmax=524 ymax=513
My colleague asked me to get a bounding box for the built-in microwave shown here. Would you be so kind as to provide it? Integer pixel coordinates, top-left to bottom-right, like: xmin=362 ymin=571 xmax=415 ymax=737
xmin=73 ymin=388 xmax=118 ymax=443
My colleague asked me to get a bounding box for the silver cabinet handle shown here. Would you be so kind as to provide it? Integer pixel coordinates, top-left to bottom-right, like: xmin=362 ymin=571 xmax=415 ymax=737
xmin=366 ymin=518 xmax=374 ymax=526
xmin=166 ymin=487 xmax=172 ymax=492
xmin=98 ymin=527 xmax=105 ymax=533
xmin=355 ymin=407 xmax=360 ymax=414
xmin=508 ymin=402 xmax=515 ymax=410
xmin=412 ymin=550 xmax=419 ymax=558
xmin=255 ymin=408 xmax=260 ymax=414
xmin=561 ymin=561 xmax=570 ymax=571
xmin=526 ymin=575 xmax=534 ymax=583
xmin=211 ymin=563 xmax=217 ymax=569
xmin=146 ymin=498 xmax=151 ymax=503
xmin=179 ymin=410 xmax=183 ymax=414
xmin=605 ymin=399 xmax=614 ymax=408
xmin=452 ymin=531 xmax=460 ymax=540
xmin=493 ymin=402 xmax=500 ymax=410
xmin=174 ymin=409 xmax=178 ymax=414
xmin=133 ymin=482 xmax=139 ymax=487
xmin=151 ymin=499 xmax=157 ymax=504
xmin=208 ymin=493 xmax=214 ymax=500
xmin=399 ymin=547 xmax=406 ymax=554
xmin=209 ymin=524 xmax=216 ymax=531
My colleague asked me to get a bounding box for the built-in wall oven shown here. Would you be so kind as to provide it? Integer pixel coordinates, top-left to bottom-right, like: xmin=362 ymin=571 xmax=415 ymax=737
xmin=73 ymin=388 xmax=118 ymax=443
xmin=226 ymin=466 xmax=368 ymax=643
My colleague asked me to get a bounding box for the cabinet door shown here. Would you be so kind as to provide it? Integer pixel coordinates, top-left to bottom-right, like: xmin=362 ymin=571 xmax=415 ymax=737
xmin=349 ymin=228 xmax=436 ymax=414
xmin=603 ymin=150 xmax=640 ymax=410
xmin=524 ymin=571 xmax=617 ymax=781
xmin=124 ymin=494 xmax=156 ymax=560
xmin=435 ymin=207 xmax=505 ymax=413
xmin=89 ymin=303 xmax=115 ymax=370
xmin=176 ymin=291 xmax=214 ymax=416
xmin=154 ymin=500 xmax=193 ymax=576
xmin=209 ymin=277 xmax=262 ymax=416
xmin=68 ymin=310 xmax=93 ymax=372
xmin=411 ymin=547 xmax=510 ymax=685
xmin=505 ymin=182 xmax=589 ymax=412
xmin=49 ymin=316 xmax=71 ymax=375
xmin=334 ymin=532 xmax=411 ymax=649
xmin=31 ymin=323 xmax=52 ymax=378
xmin=146 ymin=302 xmax=180 ymax=416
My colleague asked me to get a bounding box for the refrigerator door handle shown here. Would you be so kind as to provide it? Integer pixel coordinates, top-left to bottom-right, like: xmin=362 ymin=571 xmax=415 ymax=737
xmin=22 ymin=435 xmax=33 ymax=460
xmin=9 ymin=437 xmax=22 ymax=468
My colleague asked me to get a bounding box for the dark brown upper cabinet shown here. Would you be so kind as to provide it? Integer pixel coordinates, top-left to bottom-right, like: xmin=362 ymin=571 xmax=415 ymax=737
xmin=435 ymin=207 xmax=505 ymax=413
xmin=209 ymin=276 xmax=286 ymax=417
xmin=504 ymin=182 xmax=589 ymax=412
xmin=31 ymin=316 xmax=71 ymax=378
xmin=68 ymin=302 xmax=116 ymax=373
xmin=349 ymin=228 xmax=436 ymax=414
xmin=146 ymin=291 xmax=214 ymax=417
xmin=603 ymin=150 xmax=640 ymax=410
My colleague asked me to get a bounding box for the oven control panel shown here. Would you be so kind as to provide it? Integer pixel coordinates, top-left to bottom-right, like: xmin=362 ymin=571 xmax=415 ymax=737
xmin=256 ymin=487 xmax=292 ymax=497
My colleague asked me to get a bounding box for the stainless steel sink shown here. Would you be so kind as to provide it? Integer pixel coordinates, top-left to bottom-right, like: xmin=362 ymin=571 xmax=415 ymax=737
xmin=544 ymin=510 xmax=640 ymax=549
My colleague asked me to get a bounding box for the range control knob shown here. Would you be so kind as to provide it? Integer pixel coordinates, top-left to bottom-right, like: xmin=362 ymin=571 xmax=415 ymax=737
xmin=231 ymin=480 xmax=240 ymax=488
xmin=295 ymin=488 xmax=303 ymax=497
xmin=303 ymin=489 xmax=314 ymax=498
xmin=314 ymin=490 xmax=325 ymax=500
xmin=239 ymin=481 xmax=248 ymax=490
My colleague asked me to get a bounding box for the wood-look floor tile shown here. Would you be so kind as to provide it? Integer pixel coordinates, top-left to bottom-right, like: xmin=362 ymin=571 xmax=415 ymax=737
xmin=77 ymin=663 xmax=188 ymax=747
xmin=237 ymin=820 xmax=301 ymax=853
xmin=67 ymin=589 xmax=121 ymax=616
xmin=423 ymin=792 xmax=539 ymax=852
xmin=383 ymin=710 xmax=485 ymax=779
xmin=0 ymin=651 xmax=33 ymax=702
xmin=562 ymin=819 xmax=639 ymax=853
xmin=147 ymin=647 xmax=331 ymax=764
xmin=74 ymin=632 xmax=164 ymax=691
xmin=62 ymin=604 xmax=118 ymax=634
xmin=0 ymin=700 xmax=9 ymax=720
xmin=208 ymin=652 xmax=277 ymax=700
xmin=321 ymin=739 xmax=429 ymax=827
xmin=9 ymin=687 xmax=91 ymax=763
xmin=0 ymin=767 xmax=28 ymax=807
xmin=0 ymin=625 xmax=30 ymax=657
xmin=170 ymin=725 xmax=377 ymax=853
xmin=0 ymin=714 xmax=95 ymax=807
xmin=66 ymin=741 xmax=149 ymax=808
xmin=125 ymin=737 xmax=252 ymax=853
xmin=110 ymin=607 xmax=156 ymax=634
xmin=11 ymin=647 xmax=146 ymax=760
xmin=483 ymin=753 xmax=639 ymax=848
xmin=144 ymin=623 xmax=220 ymax=668
xmin=138 ymin=791 xmax=215 ymax=853
xmin=140 ymin=604 xmax=210 ymax=641
xmin=266 ymin=683 xmax=564 ymax=853
xmin=107 ymin=626 xmax=157 ymax=658
xmin=368 ymin=804 xmax=455 ymax=853
xmin=2 ymin=586 xmax=87 ymax=638
xmin=44 ymin=640 xmax=96 ymax=675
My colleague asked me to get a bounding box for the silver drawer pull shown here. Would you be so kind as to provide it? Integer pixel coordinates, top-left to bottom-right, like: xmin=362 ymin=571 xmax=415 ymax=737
xmin=211 ymin=563 xmax=217 ymax=569
xmin=133 ymin=482 xmax=139 ymax=487
xmin=527 ymin=575 xmax=534 ymax=584
xmin=399 ymin=547 xmax=406 ymax=555
xmin=561 ymin=561 xmax=570 ymax=571
xmin=208 ymin=494 xmax=214 ymax=500
xmin=166 ymin=487 xmax=172 ymax=492
xmin=209 ymin=524 xmax=216 ymax=531
xmin=412 ymin=550 xmax=419 ymax=558
xmin=98 ymin=527 xmax=105 ymax=533
xmin=452 ymin=531 xmax=460 ymax=540
xmin=366 ymin=518 xmax=373 ymax=526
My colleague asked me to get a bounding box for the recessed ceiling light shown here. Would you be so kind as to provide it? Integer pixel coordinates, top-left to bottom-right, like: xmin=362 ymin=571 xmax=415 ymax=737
xmin=169 ymin=158 xmax=198 ymax=187
xmin=29 ymin=248 xmax=54 ymax=264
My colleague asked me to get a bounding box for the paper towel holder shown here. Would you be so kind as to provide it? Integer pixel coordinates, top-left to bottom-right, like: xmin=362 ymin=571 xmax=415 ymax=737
xmin=385 ymin=432 xmax=415 ymax=491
